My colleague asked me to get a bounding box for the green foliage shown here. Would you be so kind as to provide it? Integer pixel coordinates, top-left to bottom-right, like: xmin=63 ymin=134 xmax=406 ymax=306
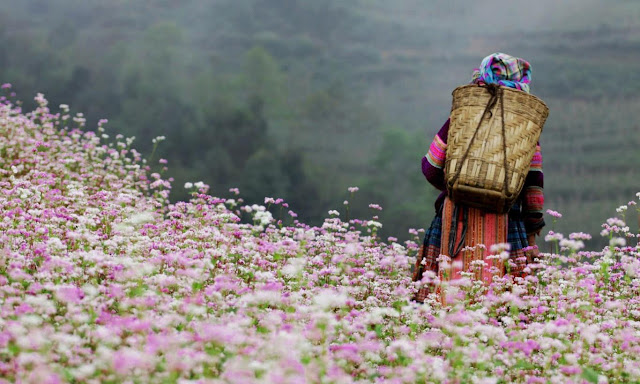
xmin=0 ymin=0 xmax=638 ymax=244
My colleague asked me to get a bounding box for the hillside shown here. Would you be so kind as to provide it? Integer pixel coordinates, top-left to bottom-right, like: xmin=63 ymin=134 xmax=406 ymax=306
xmin=1 ymin=88 xmax=640 ymax=383
xmin=0 ymin=0 xmax=639 ymax=244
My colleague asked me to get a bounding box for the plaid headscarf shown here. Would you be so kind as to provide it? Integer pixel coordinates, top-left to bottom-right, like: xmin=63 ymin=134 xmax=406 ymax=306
xmin=471 ymin=53 xmax=532 ymax=93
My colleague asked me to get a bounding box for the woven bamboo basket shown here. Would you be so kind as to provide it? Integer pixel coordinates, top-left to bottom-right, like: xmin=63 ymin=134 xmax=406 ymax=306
xmin=444 ymin=84 xmax=549 ymax=213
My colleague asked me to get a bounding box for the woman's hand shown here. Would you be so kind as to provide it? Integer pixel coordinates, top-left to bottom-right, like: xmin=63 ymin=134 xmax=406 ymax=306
xmin=526 ymin=231 xmax=540 ymax=260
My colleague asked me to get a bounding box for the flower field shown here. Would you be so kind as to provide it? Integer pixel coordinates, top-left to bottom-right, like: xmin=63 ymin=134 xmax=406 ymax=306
xmin=1 ymin=88 xmax=640 ymax=384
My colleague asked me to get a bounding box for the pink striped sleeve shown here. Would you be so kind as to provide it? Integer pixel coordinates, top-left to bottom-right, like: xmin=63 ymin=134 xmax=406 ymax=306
xmin=426 ymin=134 xmax=447 ymax=170
xmin=529 ymin=144 xmax=542 ymax=172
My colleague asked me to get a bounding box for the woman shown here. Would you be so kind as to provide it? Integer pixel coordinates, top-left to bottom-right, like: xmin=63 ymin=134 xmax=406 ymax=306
xmin=412 ymin=53 xmax=545 ymax=303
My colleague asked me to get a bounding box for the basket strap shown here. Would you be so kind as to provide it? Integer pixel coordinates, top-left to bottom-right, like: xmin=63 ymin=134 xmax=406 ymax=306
xmin=449 ymin=84 xmax=511 ymax=199
xmin=499 ymin=87 xmax=510 ymax=199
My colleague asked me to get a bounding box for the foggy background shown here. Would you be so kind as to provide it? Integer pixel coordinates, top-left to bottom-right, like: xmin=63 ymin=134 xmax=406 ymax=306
xmin=1 ymin=0 xmax=639 ymax=247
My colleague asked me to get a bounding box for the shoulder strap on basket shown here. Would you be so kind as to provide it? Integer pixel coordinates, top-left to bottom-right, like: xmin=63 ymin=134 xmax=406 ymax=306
xmin=449 ymin=84 xmax=511 ymax=203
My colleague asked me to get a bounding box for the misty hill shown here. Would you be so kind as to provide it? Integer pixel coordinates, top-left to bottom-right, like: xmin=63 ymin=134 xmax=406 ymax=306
xmin=1 ymin=0 xmax=639 ymax=245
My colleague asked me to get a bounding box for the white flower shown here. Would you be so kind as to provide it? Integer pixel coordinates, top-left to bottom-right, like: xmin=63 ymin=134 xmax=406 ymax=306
xmin=254 ymin=210 xmax=273 ymax=226
xmin=610 ymin=237 xmax=626 ymax=247
xmin=129 ymin=211 xmax=155 ymax=225
xmin=545 ymin=232 xmax=564 ymax=242
xmin=313 ymin=289 xmax=349 ymax=310
xmin=47 ymin=237 xmax=65 ymax=251
xmin=184 ymin=182 xmax=193 ymax=189
xmin=559 ymin=239 xmax=585 ymax=251
xmin=366 ymin=220 xmax=382 ymax=228
xmin=282 ymin=258 xmax=306 ymax=277
xmin=73 ymin=364 xmax=96 ymax=380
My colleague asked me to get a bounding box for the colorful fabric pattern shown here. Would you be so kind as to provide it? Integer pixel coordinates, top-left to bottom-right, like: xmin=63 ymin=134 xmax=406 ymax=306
xmin=440 ymin=197 xmax=509 ymax=285
xmin=415 ymin=215 xmax=442 ymax=275
xmin=522 ymin=186 xmax=545 ymax=233
xmin=425 ymin=134 xmax=447 ymax=169
xmin=412 ymin=215 xmax=442 ymax=302
xmin=412 ymin=199 xmax=532 ymax=303
xmin=506 ymin=215 xmax=530 ymax=277
xmin=471 ymin=53 xmax=532 ymax=93
xmin=530 ymin=144 xmax=542 ymax=172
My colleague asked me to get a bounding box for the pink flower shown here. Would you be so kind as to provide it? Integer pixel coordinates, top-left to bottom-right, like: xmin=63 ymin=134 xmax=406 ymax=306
xmin=546 ymin=209 xmax=563 ymax=218
xmin=55 ymin=285 xmax=84 ymax=304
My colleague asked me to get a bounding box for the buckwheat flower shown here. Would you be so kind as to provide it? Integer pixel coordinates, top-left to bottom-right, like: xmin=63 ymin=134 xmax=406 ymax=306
xmin=184 ymin=182 xmax=193 ymax=189
xmin=470 ymin=259 xmax=487 ymax=268
xmin=616 ymin=205 xmax=628 ymax=213
xmin=559 ymin=239 xmax=585 ymax=251
xmin=229 ymin=187 xmax=240 ymax=195
xmin=606 ymin=217 xmax=625 ymax=227
xmin=369 ymin=203 xmax=383 ymax=211
xmin=569 ymin=232 xmax=592 ymax=241
xmin=1 ymin=83 xmax=11 ymax=89
xmin=546 ymin=209 xmax=562 ymax=218
xmin=489 ymin=243 xmax=511 ymax=253
xmin=47 ymin=237 xmax=65 ymax=251
xmin=194 ymin=181 xmax=205 ymax=189
xmin=82 ymin=285 xmax=99 ymax=299
xmin=367 ymin=220 xmax=382 ymax=228
xmin=313 ymin=289 xmax=349 ymax=310
xmin=343 ymin=200 xmax=349 ymax=205
xmin=254 ymin=210 xmax=273 ymax=226
xmin=348 ymin=186 xmax=359 ymax=193
xmin=282 ymin=258 xmax=306 ymax=277
xmin=545 ymin=231 xmax=564 ymax=242
xmin=129 ymin=211 xmax=155 ymax=225
xmin=55 ymin=285 xmax=84 ymax=304
xmin=610 ymin=237 xmax=626 ymax=247
xmin=328 ymin=210 xmax=340 ymax=216
xmin=73 ymin=364 xmax=96 ymax=380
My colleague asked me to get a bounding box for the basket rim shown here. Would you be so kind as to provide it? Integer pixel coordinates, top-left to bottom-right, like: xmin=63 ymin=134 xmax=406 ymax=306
xmin=451 ymin=84 xmax=549 ymax=111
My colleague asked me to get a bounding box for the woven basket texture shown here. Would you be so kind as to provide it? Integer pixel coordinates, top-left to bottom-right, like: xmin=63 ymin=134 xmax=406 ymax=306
xmin=445 ymin=84 xmax=549 ymax=212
